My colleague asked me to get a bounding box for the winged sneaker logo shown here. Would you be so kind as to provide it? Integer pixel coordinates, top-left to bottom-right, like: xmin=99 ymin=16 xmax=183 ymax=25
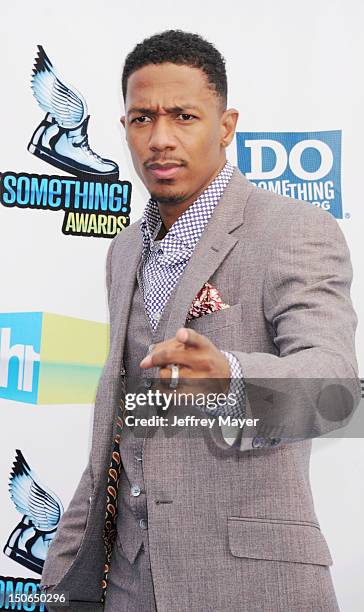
xmin=3 ymin=449 xmax=63 ymax=574
xmin=28 ymin=46 xmax=119 ymax=181
xmin=0 ymin=46 xmax=132 ymax=238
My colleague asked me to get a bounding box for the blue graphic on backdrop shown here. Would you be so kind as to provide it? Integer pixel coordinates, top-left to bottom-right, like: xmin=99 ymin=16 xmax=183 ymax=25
xmin=0 ymin=313 xmax=42 ymax=404
xmin=236 ymin=131 xmax=342 ymax=218
xmin=3 ymin=450 xmax=63 ymax=575
xmin=0 ymin=45 xmax=131 ymax=237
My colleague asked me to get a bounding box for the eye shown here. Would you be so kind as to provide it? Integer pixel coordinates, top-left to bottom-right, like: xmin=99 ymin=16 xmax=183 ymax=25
xmin=131 ymin=116 xmax=152 ymax=124
xmin=178 ymin=113 xmax=196 ymax=121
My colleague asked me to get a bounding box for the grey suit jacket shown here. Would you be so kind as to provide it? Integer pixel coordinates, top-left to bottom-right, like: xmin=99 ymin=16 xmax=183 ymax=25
xmin=41 ymin=168 xmax=360 ymax=611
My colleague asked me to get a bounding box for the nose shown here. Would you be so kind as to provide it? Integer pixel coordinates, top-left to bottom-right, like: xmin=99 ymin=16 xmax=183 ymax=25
xmin=149 ymin=117 xmax=176 ymax=152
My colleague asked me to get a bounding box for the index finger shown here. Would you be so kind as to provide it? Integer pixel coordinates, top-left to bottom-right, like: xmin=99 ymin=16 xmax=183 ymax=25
xmin=147 ymin=337 xmax=185 ymax=353
xmin=175 ymin=327 xmax=211 ymax=348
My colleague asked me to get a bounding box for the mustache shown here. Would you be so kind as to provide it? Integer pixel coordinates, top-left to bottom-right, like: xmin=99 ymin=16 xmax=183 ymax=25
xmin=144 ymin=158 xmax=187 ymax=168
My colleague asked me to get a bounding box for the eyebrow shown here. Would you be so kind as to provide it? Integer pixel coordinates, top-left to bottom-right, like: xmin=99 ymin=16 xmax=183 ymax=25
xmin=127 ymin=105 xmax=201 ymax=118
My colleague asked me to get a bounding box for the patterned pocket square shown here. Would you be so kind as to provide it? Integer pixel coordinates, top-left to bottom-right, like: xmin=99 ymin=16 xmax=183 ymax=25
xmin=186 ymin=282 xmax=230 ymax=321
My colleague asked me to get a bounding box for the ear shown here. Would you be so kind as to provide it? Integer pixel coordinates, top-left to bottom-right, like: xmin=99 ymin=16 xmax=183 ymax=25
xmin=220 ymin=108 xmax=239 ymax=148
xmin=120 ymin=115 xmax=126 ymax=129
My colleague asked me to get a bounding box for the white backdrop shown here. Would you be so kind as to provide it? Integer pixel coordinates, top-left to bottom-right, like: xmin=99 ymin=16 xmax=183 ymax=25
xmin=0 ymin=1 xmax=363 ymax=610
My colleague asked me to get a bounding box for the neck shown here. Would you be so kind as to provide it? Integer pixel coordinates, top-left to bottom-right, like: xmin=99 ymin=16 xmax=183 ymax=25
xmin=156 ymin=159 xmax=227 ymax=238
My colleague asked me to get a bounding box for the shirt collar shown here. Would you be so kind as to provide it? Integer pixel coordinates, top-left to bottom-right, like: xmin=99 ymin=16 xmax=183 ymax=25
xmin=140 ymin=160 xmax=234 ymax=253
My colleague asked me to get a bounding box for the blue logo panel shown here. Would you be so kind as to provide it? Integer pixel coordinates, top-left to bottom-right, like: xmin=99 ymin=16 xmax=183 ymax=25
xmin=236 ymin=131 xmax=342 ymax=218
xmin=0 ymin=313 xmax=42 ymax=403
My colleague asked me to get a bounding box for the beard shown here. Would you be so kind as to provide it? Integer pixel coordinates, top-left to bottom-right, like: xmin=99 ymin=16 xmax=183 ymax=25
xmin=150 ymin=186 xmax=188 ymax=205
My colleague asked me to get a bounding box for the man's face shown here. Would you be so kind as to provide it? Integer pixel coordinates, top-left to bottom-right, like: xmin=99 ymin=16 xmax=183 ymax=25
xmin=121 ymin=63 xmax=237 ymax=205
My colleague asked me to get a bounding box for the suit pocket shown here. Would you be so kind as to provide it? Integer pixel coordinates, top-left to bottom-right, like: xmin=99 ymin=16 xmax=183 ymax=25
xmin=186 ymin=303 xmax=243 ymax=333
xmin=227 ymin=516 xmax=333 ymax=566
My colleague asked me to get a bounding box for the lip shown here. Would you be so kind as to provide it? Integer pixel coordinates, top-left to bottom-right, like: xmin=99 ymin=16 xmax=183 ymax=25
xmin=147 ymin=163 xmax=183 ymax=179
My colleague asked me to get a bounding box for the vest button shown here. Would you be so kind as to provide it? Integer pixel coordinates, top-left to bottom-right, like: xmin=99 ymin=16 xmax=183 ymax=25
xmin=131 ymin=485 xmax=141 ymax=497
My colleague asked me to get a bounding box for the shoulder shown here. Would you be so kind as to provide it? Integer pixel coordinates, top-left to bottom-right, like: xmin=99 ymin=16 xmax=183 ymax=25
xmin=106 ymin=217 xmax=142 ymax=264
xmin=242 ymin=174 xmax=342 ymax=241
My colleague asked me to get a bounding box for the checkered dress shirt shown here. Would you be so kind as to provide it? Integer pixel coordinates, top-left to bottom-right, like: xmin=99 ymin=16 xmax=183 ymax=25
xmin=139 ymin=160 xmax=245 ymax=418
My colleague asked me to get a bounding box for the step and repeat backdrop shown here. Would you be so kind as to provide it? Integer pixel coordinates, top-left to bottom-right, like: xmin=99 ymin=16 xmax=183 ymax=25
xmin=0 ymin=0 xmax=363 ymax=610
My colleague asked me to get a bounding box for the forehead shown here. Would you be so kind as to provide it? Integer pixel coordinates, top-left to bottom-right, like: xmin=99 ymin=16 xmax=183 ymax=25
xmin=125 ymin=62 xmax=218 ymax=109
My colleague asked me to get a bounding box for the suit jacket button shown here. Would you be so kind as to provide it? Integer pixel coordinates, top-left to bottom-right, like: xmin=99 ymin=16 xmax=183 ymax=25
xmin=139 ymin=518 xmax=148 ymax=530
xmin=270 ymin=437 xmax=281 ymax=446
xmin=252 ymin=436 xmax=267 ymax=448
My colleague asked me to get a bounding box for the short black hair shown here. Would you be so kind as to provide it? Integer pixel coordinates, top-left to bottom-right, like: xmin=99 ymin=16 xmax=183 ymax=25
xmin=122 ymin=30 xmax=227 ymax=108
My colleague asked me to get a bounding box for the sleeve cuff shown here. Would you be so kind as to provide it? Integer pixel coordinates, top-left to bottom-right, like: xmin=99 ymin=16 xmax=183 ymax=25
xmin=200 ymin=351 xmax=246 ymax=418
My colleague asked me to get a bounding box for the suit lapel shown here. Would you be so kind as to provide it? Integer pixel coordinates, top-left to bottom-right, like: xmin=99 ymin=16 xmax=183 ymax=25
xmin=165 ymin=168 xmax=254 ymax=340
xmin=108 ymin=224 xmax=143 ymax=371
xmin=91 ymin=229 xmax=142 ymax=481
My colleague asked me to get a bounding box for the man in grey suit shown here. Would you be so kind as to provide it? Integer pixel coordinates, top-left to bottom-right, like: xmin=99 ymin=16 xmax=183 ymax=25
xmin=41 ymin=30 xmax=360 ymax=611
